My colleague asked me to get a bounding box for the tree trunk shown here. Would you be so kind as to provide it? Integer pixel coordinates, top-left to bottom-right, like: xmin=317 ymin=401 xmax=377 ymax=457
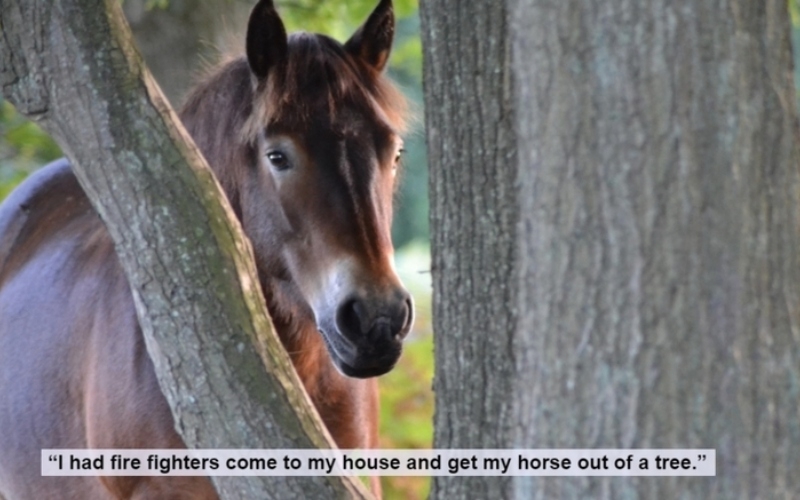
xmin=423 ymin=0 xmax=800 ymax=498
xmin=420 ymin=1 xmax=517 ymax=498
xmin=0 ymin=1 xmax=369 ymax=499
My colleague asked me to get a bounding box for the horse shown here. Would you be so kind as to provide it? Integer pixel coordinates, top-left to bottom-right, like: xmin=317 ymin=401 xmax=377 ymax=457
xmin=0 ymin=0 xmax=413 ymax=497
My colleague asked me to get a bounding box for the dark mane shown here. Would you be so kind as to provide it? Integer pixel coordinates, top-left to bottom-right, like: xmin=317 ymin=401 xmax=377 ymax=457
xmin=245 ymin=33 xmax=408 ymax=137
xmin=178 ymin=58 xmax=254 ymax=217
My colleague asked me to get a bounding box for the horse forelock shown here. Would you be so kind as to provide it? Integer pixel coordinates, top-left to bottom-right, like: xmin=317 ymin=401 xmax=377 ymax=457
xmin=243 ymin=32 xmax=408 ymax=142
xmin=179 ymin=32 xmax=408 ymax=182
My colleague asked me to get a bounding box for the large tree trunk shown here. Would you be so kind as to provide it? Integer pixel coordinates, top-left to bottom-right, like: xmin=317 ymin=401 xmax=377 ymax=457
xmin=0 ymin=1 xmax=369 ymax=499
xmin=423 ymin=0 xmax=800 ymax=498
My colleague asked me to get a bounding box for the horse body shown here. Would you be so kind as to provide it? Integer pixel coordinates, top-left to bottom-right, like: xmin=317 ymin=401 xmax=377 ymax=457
xmin=0 ymin=1 xmax=409 ymax=498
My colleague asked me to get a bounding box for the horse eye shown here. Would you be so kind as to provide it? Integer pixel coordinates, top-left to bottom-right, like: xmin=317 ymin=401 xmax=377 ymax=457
xmin=266 ymin=151 xmax=291 ymax=171
xmin=394 ymin=148 xmax=405 ymax=165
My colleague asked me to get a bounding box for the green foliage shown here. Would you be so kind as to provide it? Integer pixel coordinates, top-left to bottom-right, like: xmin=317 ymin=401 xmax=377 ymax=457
xmin=391 ymin=36 xmax=422 ymax=80
xmin=0 ymin=98 xmax=61 ymax=200
xmin=379 ymin=336 xmax=433 ymax=499
xmin=144 ymin=0 xmax=169 ymax=10
xmin=277 ymin=0 xmax=417 ymax=39
xmin=381 ymin=241 xmax=433 ymax=499
xmin=793 ymin=5 xmax=800 ymax=107
xmin=388 ymin=10 xmax=429 ymax=248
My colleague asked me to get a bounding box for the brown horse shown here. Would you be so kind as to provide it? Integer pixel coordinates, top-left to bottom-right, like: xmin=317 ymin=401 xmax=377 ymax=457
xmin=0 ymin=0 xmax=412 ymax=498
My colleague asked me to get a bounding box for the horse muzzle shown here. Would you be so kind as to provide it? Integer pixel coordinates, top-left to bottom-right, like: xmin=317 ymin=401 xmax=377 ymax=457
xmin=320 ymin=288 xmax=413 ymax=378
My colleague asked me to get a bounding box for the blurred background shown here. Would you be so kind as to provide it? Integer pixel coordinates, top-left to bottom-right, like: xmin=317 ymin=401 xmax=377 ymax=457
xmin=6 ymin=1 xmax=800 ymax=499
xmin=0 ymin=0 xmax=432 ymax=497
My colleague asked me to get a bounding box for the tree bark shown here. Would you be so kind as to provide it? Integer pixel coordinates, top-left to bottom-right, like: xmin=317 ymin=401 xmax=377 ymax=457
xmin=420 ymin=1 xmax=517 ymax=498
xmin=423 ymin=0 xmax=800 ymax=498
xmin=0 ymin=1 xmax=369 ymax=498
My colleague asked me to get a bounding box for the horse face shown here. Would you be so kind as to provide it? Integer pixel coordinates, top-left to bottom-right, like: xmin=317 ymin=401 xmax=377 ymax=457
xmin=243 ymin=0 xmax=413 ymax=378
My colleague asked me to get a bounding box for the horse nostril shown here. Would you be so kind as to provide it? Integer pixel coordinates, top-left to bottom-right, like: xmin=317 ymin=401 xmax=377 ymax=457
xmin=397 ymin=295 xmax=414 ymax=340
xmin=336 ymin=297 xmax=369 ymax=341
xmin=336 ymin=292 xmax=414 ymax=342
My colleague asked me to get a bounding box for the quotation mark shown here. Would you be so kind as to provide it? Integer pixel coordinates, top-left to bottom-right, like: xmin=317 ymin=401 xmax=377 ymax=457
xmin=694 ymin=454 xmax=707 ymax=469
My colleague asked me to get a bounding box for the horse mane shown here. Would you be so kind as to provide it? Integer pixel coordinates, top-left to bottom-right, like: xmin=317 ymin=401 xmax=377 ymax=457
xmin=178 ymin=58 xmax=254 ymax=218
xmin=243 ymin=32 xmax=408 ymax=138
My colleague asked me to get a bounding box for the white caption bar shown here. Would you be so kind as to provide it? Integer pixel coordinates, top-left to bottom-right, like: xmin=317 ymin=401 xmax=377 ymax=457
xmin=42 ymin=449 xmax=715 ymax=477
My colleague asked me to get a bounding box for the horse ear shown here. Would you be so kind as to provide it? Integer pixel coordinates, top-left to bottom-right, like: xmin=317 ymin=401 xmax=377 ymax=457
xmin=246 ymin=0 xmax=288 ymax=80
xmin=344 ymin=0 xmax=394 ymax=73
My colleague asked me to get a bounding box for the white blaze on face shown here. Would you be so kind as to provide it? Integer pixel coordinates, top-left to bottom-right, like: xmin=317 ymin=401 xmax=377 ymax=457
xmin=291 ymin=250 xmax=404 ymax=330
xmin=306 ymin=256 xmax=362 ymax=329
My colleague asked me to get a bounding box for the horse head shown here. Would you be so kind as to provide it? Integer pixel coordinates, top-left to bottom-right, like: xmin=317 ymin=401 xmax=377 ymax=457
xmin=240 ymin=0 xmax=413 ymax=378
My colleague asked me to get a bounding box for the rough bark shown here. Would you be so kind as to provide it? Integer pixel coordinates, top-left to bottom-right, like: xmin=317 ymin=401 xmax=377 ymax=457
xmin=0 ymin=1 xmax=369 ymax=499
xmin=420 ymin=1 xmax=517 ymax=498
xmin=424 ymin=0 xmax=800 ymax=498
